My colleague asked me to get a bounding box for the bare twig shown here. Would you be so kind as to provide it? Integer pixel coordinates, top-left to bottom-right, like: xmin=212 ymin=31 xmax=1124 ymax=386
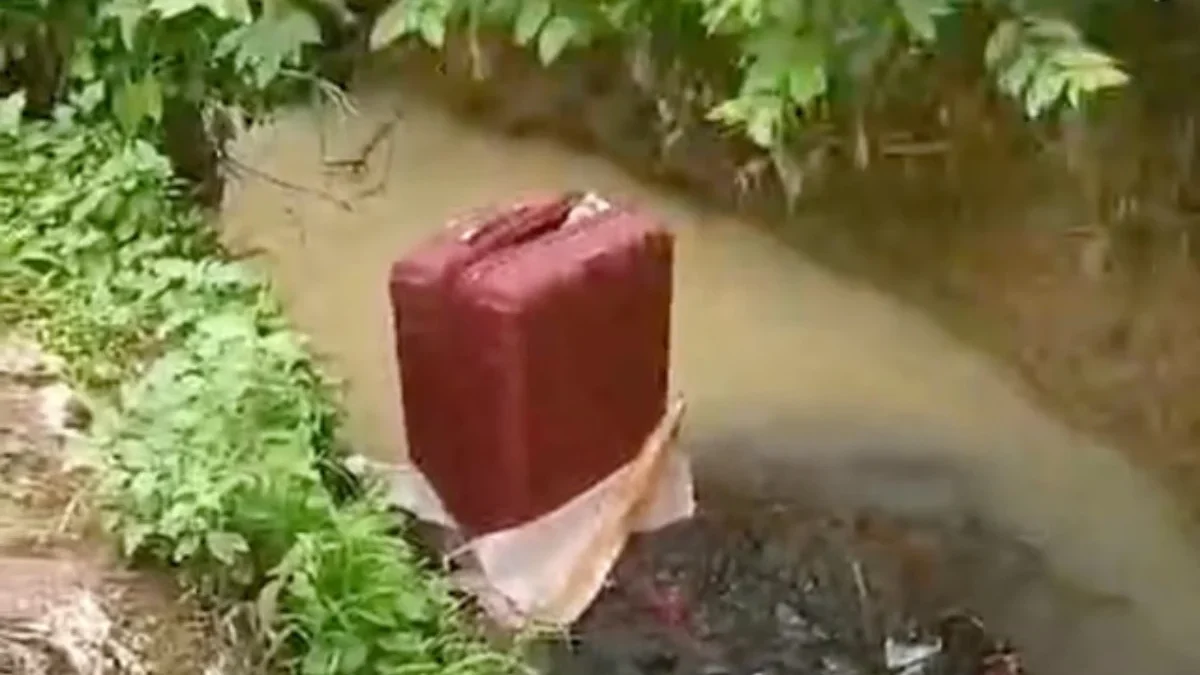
xmin=355 ymin=131 xmax=396 ymax=200
xmin=50 ymin=483 xmax=88 ymax=537
xmin=850 ymin=558 xmax=885 ymax=670
xmin=225 ymin=246 xmax=269 ymax=263
xmin=223 ymin=156 xmax=353 ymax=212
xmin=324 ymin=117 xmax=399 ymax=175
xmin=879 ymin=140 xmax=951 ymax=157
xmin=280 ymin=68 xmax=357 ymax=119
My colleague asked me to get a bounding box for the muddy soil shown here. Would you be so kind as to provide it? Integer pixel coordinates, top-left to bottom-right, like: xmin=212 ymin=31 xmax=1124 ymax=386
xmin=0 ymin=338 xmax=238 ymax=674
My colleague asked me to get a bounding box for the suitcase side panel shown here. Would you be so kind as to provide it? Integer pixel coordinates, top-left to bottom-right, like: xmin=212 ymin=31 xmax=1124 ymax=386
xmin=522 ymin=226 xmax=672 ymax=517
xmin=388 ymin=195 xmax=578 ymax=533
xmin=457 ymin=212 xmax=674 ymax=527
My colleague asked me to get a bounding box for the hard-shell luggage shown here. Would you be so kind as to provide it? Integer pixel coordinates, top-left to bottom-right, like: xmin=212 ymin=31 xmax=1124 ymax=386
xmin=388 ymin=192 xmax=673 ymax=536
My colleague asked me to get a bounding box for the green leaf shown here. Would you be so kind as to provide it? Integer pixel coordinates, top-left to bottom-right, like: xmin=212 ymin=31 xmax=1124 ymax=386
xmin=233 ymin=12 xmax=323 ymax=88
xmin=74 ymin=81 xmax=107 ymax=114
xmin=897 ymin=0 xmax=948 ymax=43
xmin=0 ymin=90 xmax=26 ymax=136
xmin=114 ymin=75 xmax=164 ymax=129
xmin=205 ymin=530 xmax=249 ymax=565
xmin=1025 ymin=67 xmax=1068 ymax=118
xmin=102 ymin=0 xmax=147 ymax=49
xmin=256 ymin=577 xmax=285 ymax=629
xmin=70 ymin=186 xmax=109 ymax=224
xmin=369 ymin=0 xmax=412 ymax=50
xmin=339 ymin=638 xmax=369 ymax=673
xmin=984 ymin=19 xmax=1019 ymax=68
xmin=787 ymin=61 xmax=826 ymax=108
xmin=514 ymin=0 xmax=551 ymax=46
xmin=537 ymin=15 xmax=578 ymax=65
xmin=122 ymin=523 xmax=151 ymax=556
xmin=149 ymin=0 xmax=206 ymax=19
xmin=1082 ymin=65 xmax=1128 ymax=90
xmin=141 ymin=74 xmax=163 ymax=123
xmin=746 ymin=104 xmax=780 ymax=148
xmin=393 ymin=587 xmax=432 ymax=620
xmin=302 ymin=644 xmax=333 ymax=675
xmin=216 ymin=0 xmax=252 ymax=22
xmin=112 ymin=81 xmax=143 ymax=133
xmin=605 ymin=0 xmax=640 ymax=28
xmin=997 ymin=49 xmax=1038 ymax=97
xmin=1051 ymin=46 xmax=1117 ymax=71
xmin=352 ymin=605 xmax=399 ymax=628
xmin=1026 ymin=17 xmax=1080 ymax=43
xmin=418 ymin=7 xmax=447 ymax=47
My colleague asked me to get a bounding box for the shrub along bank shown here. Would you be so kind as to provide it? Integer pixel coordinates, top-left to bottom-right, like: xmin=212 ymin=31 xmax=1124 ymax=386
xmin=0 ymin=117 xmax=515 ymax=674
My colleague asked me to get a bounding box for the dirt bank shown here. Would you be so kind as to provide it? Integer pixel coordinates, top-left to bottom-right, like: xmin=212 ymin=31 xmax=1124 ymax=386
xmin=0 ymin=338 xmax=240 ymax=674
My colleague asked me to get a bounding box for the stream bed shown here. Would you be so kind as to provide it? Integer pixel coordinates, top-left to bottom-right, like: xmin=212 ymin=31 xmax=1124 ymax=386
xmin=220 ymin=80 xmax=1200 ymax=675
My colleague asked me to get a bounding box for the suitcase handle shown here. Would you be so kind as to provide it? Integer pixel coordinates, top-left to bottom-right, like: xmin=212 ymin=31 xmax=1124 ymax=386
xmin=451 ymin=192 xmax=582 ymax=271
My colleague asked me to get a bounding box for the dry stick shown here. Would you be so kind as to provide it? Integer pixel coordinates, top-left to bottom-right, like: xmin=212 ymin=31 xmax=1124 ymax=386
xmin=223 ymin=155 xmax=353 ymax=211
xmin=324 ymin=116 xmax=399 ymax=175
xmin=356 ymin=131 xmax=396 ymax=200
xmin=50 ymin=487 xmax=86 ymax=537
xmin=225 ymin=246 xmax=269 ymax=262
xmin=879 ymin=140 xmax=951 ymax=157
xmin=850 ymin=559 xmax=885 ymax=672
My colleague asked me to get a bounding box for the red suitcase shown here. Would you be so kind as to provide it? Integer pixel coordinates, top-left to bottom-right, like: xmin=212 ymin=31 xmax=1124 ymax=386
xmin=389 ymin=192 xmax=673 ymax=537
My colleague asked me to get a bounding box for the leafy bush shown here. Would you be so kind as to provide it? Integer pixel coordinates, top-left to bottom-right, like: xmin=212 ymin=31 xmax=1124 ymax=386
xmin=0 ymin=0 xmax=343 ymax=206
xmin=1 ymin=0 xmax=326 ymax=128
xmin=1 ymin=114 xmax=512 ymax=674
xmin=367 ymin=0 xmax=1131 ymax=148
xmin=271 ymin=502 xmax=518 ymax=675
xmin=93 ymin=312 xmax=338 ymax=595
xmin=0 ymin=116 xmax=231 ymax=386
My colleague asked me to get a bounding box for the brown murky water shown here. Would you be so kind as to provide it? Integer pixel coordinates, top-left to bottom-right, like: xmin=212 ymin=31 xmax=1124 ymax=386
xmin=220 ymin=84 xmax=1200 ymax=674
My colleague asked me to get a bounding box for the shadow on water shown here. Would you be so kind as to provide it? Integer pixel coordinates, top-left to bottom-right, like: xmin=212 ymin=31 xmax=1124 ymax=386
xmin=219 ymin=82 xmax=1200 ymax=675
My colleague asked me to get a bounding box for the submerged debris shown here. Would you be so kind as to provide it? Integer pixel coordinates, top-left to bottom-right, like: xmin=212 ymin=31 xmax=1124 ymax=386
xmin=543 ymin=492 xmax=1025 ymax=675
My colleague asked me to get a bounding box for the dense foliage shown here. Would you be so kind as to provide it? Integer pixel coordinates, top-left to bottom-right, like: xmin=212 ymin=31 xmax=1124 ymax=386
xmin=2 ymin=0 xmax=1133 ymax=158
xmin=366 ymin=0 xmax=1130 ymax=148
xmin=0 ymin=115 xmax=515 ymax=675
xmin=1 ymin=0 xmax=324 ymax=127
xmin=0 ymin=0 xmax=344 ymax=204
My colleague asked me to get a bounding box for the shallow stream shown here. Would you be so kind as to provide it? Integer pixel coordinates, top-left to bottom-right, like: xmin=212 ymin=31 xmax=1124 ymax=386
xmin=220 ymin=83 xmax=1200 ymax=675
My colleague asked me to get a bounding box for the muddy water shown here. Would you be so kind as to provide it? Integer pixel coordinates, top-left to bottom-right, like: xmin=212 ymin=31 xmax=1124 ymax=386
xmin=220 ymin=84 xmax=1200 ymax=674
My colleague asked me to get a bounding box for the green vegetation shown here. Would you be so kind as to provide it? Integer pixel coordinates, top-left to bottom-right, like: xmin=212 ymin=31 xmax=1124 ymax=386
xmin=0 ymin=0 xmax=348 ymax=205
xmin=367 ymin=0 xmax=1130 ymax=147
xmin=2 ymin=3 xmax=520 ymax=673
xmin=2 ymin=1 xmax=1132 ymax=163
xmin=1 ymin=0 xmax=323 ymax=128
xmin=0 ymin=113 xmax=515 ymax=675
xmin=0 ymin=1 xmax=1148 ymax=673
